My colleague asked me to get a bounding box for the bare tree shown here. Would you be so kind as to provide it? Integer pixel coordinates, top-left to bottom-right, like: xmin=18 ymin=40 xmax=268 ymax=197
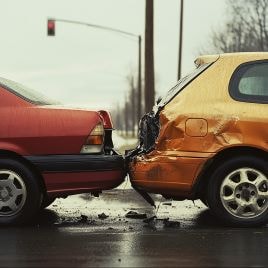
xmin=124 ymin=97 xmax=129 ymax=136
xmin=207 ymin=0 xmax=268 ymax=53
xmin=111 ymin=72 xmax=141 ymax=137
xmin=127 ymin=74 xmax=137 ymax=137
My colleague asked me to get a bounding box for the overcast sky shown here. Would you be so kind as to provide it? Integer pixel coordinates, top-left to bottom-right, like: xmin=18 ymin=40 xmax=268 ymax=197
xmin=0 ymin=0 xmax=226 ymax=109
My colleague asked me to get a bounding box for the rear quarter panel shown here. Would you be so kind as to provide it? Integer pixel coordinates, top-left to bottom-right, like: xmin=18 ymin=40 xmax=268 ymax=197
xmin=0 ymin=104 xmax=101 ymax=155
xmin=156 ymin=54 xmax=268 ymax=154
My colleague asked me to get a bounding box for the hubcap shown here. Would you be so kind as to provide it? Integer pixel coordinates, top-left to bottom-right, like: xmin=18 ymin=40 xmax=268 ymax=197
xmin=220 ymin=168 xmax=268 ymax=219
xmin=0 ymin=170 xmax=27 ymax=216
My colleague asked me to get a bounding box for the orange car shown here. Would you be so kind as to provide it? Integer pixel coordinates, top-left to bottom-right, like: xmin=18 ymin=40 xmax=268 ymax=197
xmin=129 ymin=52 xmax=268 ymax=227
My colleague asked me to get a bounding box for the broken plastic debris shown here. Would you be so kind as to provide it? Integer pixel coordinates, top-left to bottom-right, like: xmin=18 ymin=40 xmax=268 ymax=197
xmin=125 ymin=211 xmax=147 ymax=219
xmin=79 ymin=214 xmax=88 ymax=223
xmin=162 ymin=202 xmax=172 ymax=206
xmin=98 ymin=213 xmax=109 ymax=220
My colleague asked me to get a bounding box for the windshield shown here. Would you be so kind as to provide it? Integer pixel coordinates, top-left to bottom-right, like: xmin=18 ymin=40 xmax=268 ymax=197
xmin=156 ymin=63 xmax=212 ymax=111
xmin=0 ymin=77 xmax=59 ymax=105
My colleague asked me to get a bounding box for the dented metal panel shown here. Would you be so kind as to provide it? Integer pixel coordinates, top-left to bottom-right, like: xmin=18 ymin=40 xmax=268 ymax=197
xmin=130 ymin=53 xmax=268 ymax=198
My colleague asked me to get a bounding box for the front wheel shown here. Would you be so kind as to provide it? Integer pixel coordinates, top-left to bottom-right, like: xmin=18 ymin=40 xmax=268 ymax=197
xmin=207 ymin=156 xmax=268 ymax=227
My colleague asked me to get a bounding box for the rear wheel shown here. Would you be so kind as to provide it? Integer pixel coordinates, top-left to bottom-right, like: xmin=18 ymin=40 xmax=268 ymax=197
xmin=0 ymin=159 xmax=41 ymax=225
xmin=207 ymin=156 xmax=268 ymax=227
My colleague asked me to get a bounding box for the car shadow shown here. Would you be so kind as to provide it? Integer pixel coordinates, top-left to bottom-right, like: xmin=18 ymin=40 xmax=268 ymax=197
xmin=35 ymin=209 xmax=60 ymax=226
xmin=193 ymin=209 xmax=268 ymax=229
xmin=193 ymin=209 xmax=224 ymax=228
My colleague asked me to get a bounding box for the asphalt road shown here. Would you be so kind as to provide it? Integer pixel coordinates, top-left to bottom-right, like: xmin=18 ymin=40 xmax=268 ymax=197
xmin=1 ymin=181 xmax=268 ymax=267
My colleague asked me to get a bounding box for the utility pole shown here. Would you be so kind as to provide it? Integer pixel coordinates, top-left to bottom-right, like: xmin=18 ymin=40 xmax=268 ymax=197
xmin=144 ymin=0 xmax=155 ymax=113
xmin=137 ymin=35 xmax=142 ymax=122
xmin=130 ymin=77 xmax=136 ymax=137
xmin=178 ymin=0 xmax=184 ymax=80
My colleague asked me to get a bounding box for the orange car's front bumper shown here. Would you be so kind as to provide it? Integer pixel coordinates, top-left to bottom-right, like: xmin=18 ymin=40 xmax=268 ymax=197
xmin=129 ymin=151 xmax=214 ymax=198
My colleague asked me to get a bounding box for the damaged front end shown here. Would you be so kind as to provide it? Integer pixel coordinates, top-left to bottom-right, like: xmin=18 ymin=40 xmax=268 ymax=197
xmin=126 ymin=110 xmax=160 ymax=160
xmin=125 ymin=110 xmax=160 ymax=207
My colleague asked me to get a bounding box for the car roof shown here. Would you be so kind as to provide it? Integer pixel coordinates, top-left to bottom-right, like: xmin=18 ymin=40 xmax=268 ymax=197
xmin=195 ymin=52 xmax=268 ymax=67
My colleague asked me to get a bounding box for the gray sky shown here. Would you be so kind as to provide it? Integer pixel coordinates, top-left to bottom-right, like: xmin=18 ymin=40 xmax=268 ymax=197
xmin=0 ymin=0 xmax=226 ymax=109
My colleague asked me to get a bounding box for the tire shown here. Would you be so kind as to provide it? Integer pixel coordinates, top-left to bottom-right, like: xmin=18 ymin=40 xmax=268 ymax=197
xmin=41 ymin=196 xmax=56 ymax=209
xmin=199 ymin=197 xmax=208 ymax=207
xmin=0 ymin=158 xmax=42 ymax=225
xmin=207 ymin=156 xmax=268 ymax=227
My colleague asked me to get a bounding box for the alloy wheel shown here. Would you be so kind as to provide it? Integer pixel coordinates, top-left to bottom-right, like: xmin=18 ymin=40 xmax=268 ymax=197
xmin=0 ymin=170 xmax=27 ymax=216
xmin=220 ymin=168 xmax=268 ymax=219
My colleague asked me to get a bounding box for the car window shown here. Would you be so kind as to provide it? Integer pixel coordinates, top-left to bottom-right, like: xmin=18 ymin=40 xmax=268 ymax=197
xmin=0 ymin=77 xmax=60 ymax=105
xmin=229 ymin=61 xmax=268 ymax=104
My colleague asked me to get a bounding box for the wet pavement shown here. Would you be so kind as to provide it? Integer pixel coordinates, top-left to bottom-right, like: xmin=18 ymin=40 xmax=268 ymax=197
xmin=1 ymin=180 xmax=268 ymax=267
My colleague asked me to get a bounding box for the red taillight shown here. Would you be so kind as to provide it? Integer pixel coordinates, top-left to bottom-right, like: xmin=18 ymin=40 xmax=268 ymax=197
xmin=80 ymin=123 xmax=104 ymax=154
xmin=98 ymin=110 xmax=113 ymax=129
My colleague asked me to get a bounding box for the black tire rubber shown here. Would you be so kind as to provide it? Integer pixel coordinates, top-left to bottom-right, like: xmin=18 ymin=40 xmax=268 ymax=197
xmin=0 ymin=158 xmax=42 ymax=226
xmin=41 ymin=196 xmax=56 ymax=209
xmin=199 ymin=197 xmax=208 ymax=207
xmin=206 ymin=156 xmax=268 ymax=227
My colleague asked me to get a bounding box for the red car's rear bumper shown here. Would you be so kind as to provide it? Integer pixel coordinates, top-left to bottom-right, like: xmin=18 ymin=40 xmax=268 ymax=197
xmin=25 ymin=154 xmax=125 ymax=197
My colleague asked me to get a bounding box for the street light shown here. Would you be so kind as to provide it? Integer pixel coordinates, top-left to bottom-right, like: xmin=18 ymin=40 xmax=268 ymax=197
xmin=47 ymin=18 xmax=142 ymax=127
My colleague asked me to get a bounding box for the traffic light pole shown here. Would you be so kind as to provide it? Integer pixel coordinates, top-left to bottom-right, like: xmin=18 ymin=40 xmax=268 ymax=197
xmin=48 ymin=18 xmax=142 ymax=126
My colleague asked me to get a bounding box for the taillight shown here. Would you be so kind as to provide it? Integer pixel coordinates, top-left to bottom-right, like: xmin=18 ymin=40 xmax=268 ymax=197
xmin=80 ymin=123 xmax=104 ymax=154
xmin=98 ymin=110 xmax=113 ymax=129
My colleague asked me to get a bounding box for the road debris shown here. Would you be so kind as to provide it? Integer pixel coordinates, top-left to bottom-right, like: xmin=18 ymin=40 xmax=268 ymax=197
xmin=143 ymin=216 xmax=180 ymax=230
xmin=125 ymin=211 xmax=147 ymax=219
xmin=98 ymin=213 xmax=109 ymax=220
xmin=162 ymin=202 xmax=172 ymax=206
xmin=163 ymin=219 xmax=180 ymax=228
xmin=79 ymin=214 xmax=88 ymax=223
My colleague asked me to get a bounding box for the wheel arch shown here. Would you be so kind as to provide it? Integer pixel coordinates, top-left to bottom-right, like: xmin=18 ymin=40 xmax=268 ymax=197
xmin=0 ymin=149 xmax=47 ymax=194
xmin=193 ymin=146 xmax=268 ymax=199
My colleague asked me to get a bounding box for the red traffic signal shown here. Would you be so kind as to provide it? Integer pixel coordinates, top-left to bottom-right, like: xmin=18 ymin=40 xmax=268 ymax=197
xmin=47 ymin=19 xmax=55 ymax=36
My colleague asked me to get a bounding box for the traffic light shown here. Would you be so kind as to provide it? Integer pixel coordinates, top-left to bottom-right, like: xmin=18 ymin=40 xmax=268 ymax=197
xmin=47 ymin=19 xmax=55 ymax=36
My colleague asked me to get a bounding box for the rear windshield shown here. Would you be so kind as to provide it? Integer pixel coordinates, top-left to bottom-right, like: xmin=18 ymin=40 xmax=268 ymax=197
xmin=156 ymin=63 xmax=212 ymax=110
xmin=0 ymin=77 xmax=59 ymax=105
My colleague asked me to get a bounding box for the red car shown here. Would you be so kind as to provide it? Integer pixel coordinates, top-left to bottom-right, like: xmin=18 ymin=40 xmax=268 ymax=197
xmin=0 ymin=77 xmax=125 ymax=225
